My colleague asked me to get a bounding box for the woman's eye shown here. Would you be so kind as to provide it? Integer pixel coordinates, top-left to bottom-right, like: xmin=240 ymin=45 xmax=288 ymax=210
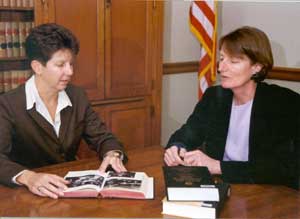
xmin=231 ymin=60 xmax=239 ymax=64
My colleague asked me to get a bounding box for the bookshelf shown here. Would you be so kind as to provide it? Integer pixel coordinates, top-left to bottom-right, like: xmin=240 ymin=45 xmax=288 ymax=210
xmin=0 ymin=0 xmax=34 ymax=93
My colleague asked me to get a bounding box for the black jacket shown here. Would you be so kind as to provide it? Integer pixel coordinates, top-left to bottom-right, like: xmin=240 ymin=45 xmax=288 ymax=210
xmin=167 ymin=82 xmax=300 ymax=189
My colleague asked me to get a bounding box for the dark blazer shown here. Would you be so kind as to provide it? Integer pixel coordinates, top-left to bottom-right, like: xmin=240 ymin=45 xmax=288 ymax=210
xmin=0 ymin=84 xmax=125 ymax=187
xmin=167 ymin=82 xmax=300 ymax=189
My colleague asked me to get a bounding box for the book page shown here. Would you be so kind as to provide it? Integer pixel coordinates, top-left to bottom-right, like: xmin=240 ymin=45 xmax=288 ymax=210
xmin=64 ymin=170 xmax=107 ymax=192
xmin=101 ymin=171 xmax=154 ymax=199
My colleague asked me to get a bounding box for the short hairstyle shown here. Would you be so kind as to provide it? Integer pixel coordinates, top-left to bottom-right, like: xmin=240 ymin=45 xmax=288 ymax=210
xmin=25 ymin=23 xmax=80 ymax=65
xmin=219 ymin=26 xmax=273 ymax=82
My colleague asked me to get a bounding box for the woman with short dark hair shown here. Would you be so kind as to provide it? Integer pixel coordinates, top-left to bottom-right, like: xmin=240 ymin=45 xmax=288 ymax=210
xmin=0 ymin=23 xmax=127 ymax=198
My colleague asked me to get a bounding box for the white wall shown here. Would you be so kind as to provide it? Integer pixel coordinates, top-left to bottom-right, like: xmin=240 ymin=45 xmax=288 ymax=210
xmin=162 ymin=1 xmax=300 ymax=146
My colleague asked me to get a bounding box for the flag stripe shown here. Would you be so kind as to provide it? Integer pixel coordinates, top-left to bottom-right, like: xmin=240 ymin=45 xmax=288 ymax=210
xmin=192 ymin=3 xmax=214 ymax=37
xmin=190 ymin=14 xmax=213 ymax=53
xmin=195 ymin=1 xmax=215 ymax=27
xmin=189 ymin=0 xmax=217 ymax=99
xmin=205 ymin=0 xmax=215 ymax=11
xmin=199 ymin=53 xmax=210 ymax=73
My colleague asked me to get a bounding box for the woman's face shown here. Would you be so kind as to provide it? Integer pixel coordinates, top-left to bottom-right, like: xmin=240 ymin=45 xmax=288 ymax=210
xmin=218 ymin=47 xmax=261 ymax=91
xmin=39 ymin=49 xmax=74 ymax=92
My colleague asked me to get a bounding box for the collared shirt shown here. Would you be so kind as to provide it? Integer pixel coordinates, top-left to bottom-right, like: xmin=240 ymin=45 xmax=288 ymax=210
xmin=25 ymin=75 xmax=72 ymax=136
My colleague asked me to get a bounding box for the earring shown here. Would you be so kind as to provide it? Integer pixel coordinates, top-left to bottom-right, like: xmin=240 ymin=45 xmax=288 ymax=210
xmin=250 ymin=72 xmax=259 ymax=80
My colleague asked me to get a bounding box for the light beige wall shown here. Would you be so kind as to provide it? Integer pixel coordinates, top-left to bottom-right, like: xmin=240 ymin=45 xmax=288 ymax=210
xmin=162 ymin=73 xmax=198 ymax=146
xmin=162 ymin=1 xmax=300 ymax=145
xmin=220 ymin=1 xmax=300 ymax=68
xmin=162 ymin=1 xmax=199 ymax=145
xmin=163 ymin=1 xmax=201 ymax=62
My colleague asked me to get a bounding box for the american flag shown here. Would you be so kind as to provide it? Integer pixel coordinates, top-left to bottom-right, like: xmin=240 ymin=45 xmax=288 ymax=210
xmin=189 ymin=0 xmax=218 ymax=99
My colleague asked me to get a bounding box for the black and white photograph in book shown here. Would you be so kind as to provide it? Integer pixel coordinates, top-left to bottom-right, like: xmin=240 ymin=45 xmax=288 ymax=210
xmin=107 ymin=171 xmax=136 ymax=178
xmin=104 ymin=178 xmax=142 ymax=190
xmin=66 ymin=175 xmax=105 ymax=188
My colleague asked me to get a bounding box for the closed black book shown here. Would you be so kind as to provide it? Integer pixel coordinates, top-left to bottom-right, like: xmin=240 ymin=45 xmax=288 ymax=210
xmin=163 ymin=166 xmax=220 ymax=201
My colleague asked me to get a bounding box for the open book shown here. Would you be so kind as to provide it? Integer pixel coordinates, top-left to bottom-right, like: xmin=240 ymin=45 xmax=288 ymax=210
xmin=62 ymin=170 xmax=154 ymax=199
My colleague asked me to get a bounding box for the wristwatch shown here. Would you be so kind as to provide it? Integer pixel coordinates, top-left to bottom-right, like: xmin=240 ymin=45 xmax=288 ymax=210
xmin=104 ymin=150 xmax=124 ymax=161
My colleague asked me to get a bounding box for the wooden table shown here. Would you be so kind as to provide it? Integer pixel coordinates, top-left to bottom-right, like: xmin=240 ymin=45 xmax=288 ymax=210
xmin=0 ymin=145 xmax=300 ymax=218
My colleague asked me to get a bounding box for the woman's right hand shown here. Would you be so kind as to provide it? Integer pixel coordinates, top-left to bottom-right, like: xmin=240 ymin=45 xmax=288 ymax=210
xmin=16 ymin=170 xmax=69 ymax=199
xmin=164 ymin=145 xmax=186 ymax=166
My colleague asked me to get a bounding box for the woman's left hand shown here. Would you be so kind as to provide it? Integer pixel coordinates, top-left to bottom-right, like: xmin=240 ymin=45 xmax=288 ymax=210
xmin=183 ymin=150 xmax=221 ymax=174
xmin=98 ymin=151 xmax=126 ymax=173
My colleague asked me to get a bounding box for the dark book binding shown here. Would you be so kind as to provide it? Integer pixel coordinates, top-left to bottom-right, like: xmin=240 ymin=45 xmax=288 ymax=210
xmin=163 ymin=166 xmax=214 ymax=188
xmin=163 ymin=166 xmax=222 ymax=201
xmin=203 ymin=183 xmax=231 ymax=217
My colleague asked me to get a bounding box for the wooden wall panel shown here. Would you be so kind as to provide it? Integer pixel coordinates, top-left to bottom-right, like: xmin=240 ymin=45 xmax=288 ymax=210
xmin=106 ymin=99 xmax=151 ymax=150
xmin=105 ymin=0 xmax=152 ymax=98
xmin=53 ymin=0 xmax=105 ymax=100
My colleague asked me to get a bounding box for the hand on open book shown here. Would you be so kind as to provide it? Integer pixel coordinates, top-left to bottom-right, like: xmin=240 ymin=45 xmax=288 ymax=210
xmin=98 ymin=151 xmax=127 ymax=173
xmin=16 ymin=170 xmax=69 ymax=199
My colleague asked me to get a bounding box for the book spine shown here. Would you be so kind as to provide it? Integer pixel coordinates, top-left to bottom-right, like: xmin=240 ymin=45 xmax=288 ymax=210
xmin=0 ymin=0 xmax=3 ymax=7
xmin=2 ymin=0 xmax=9 ymax=7
xmin=25 ymin=21 xmax=32 ymax=38
xmin=11 ymin=21 xmax=20 ymax=57
xmin=215 ymin=183 xmax=230 ymax=217
xmin=18 ymin=22 xmax=26 ymax=57
xmin=0 ymin=71 xmax=3 ymax=93
xmin=5 ymin=22 xmax=13 ymax=58
xmin=3 ymin=70 xmax=11 ymax=92
xmin=9 ymin=0 xmax=16 ymax=7
xmin=21 ymin=0 xmax=27 ymax=7
xmin=16 ymin=0 xmax=22 ymax=7
xmin=24 ymin=69 xmax=32 ymax=81
xmin=18 ymin=69 xmax=26 ymax=84
xmin=10 ymin=70 xmax=18 ymax=89
xmin=0 ymin=22 xmax=6 ymax=58
xmin=28 ymin=0 xmax=33 ymax=7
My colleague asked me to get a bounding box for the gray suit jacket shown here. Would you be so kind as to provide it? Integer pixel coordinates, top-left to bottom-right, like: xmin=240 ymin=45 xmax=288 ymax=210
xmin=0 ymin=84 xmax=125 ymax=186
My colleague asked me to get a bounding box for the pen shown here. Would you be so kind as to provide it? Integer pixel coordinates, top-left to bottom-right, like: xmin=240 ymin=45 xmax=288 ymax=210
xmin=177 ymin=146 xmax=184 ymax=160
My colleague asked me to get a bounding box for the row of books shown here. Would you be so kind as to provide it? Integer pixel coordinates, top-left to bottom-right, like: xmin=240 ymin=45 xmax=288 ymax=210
xmin=0 ymin=21 xmax=34 ymax=58
xmin=0 ymin=0 xmax=34 ymax=7
xmin=162 ymin=166 xmax=231 ymax=219
xmin=0 ymin=69 xmax=31 ymax=93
